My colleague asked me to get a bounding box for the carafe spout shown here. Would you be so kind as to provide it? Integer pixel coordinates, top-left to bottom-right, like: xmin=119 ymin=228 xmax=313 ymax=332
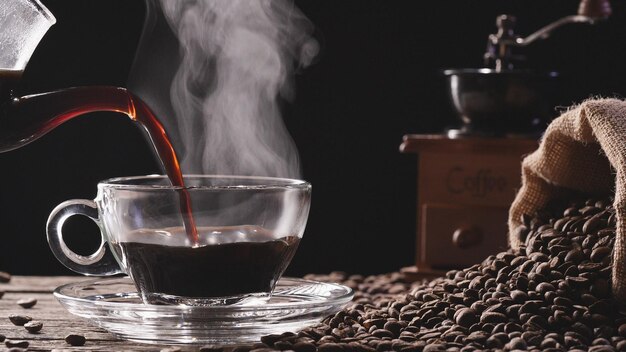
xmin=0 ymin=86 xmax=134 ymax=152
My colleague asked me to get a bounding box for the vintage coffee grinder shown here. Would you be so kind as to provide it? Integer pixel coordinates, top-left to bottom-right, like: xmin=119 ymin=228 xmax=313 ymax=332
xmin=401 ymin=0 xmax=611 ymax=279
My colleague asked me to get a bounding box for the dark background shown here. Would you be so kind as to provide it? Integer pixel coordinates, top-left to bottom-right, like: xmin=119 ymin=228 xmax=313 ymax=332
xmin=2 ymin=0 xmax=626 ymax=277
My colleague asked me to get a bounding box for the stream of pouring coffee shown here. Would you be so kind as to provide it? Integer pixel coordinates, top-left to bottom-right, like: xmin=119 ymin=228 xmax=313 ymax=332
xmin=128 ymin=93 xmax=199 ymax=244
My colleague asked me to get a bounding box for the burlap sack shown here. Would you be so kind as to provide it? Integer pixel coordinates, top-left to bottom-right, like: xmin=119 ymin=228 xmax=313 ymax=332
xmin=508 ymin=98 xmax=626 ymax=300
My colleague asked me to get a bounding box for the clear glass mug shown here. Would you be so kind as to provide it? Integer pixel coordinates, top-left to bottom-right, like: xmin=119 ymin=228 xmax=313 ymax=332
xmin=47 ymin=175 xmax=312 ymax=305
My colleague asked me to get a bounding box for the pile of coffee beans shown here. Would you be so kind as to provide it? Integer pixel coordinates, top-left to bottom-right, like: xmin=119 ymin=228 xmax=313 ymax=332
xmin=303 ymin=272 xmax=420 ymax=307
xmin=255 ymin=198 xmax=626 ymax=352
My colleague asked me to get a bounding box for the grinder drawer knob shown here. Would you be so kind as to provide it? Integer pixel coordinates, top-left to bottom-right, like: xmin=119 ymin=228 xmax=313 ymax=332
xmin=452 ymin=226 xmax=483 ymax=248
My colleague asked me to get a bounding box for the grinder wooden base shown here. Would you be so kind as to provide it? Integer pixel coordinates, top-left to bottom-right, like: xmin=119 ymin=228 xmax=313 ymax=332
xmin=400 ymin=135 xmax=537 ymax=280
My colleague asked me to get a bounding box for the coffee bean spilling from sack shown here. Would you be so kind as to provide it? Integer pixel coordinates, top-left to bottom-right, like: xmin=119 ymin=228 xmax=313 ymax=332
xmin=259 ymin=198 xmax=626 ymax=352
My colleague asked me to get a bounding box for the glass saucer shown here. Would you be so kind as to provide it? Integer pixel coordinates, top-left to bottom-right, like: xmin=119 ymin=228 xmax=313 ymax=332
xmin=54 ymin=276 xmax=353 ymax=345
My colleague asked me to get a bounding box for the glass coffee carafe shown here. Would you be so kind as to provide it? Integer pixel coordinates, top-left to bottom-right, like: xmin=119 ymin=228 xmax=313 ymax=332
xmin=0 ymin=0 xmax=188 ymax=187
xmin=0 ymin=0 xmax=144 ymax=151
xmin=0 ymin=0 xmax=205 ymax=250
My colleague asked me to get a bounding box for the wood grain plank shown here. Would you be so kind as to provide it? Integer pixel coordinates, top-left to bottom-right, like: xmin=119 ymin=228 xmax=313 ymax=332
xmin=0 ymin=276 xmax=274 ymax=351
xmin=1 ymin=293 xmax=83 ymax=319
xmin=0 ymin=276 xmax=91 ymax=293
xmin=26 ymin=340 xmax=202 ymax=351
xmin=1 ymin=276 xmax=340 ymax=351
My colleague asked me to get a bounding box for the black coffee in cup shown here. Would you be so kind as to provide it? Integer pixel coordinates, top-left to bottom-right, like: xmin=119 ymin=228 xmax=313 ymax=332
xmin=111 ymin=226 xmax=300 ymax=304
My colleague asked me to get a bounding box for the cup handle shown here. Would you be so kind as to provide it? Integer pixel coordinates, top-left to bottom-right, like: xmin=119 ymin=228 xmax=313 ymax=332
xmin=46 ymin=199 xmax=123 ymax=276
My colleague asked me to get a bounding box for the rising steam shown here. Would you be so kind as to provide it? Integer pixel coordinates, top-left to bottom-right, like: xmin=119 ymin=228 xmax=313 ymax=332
xmin=129 ymin=0 xmax=318 ymax=178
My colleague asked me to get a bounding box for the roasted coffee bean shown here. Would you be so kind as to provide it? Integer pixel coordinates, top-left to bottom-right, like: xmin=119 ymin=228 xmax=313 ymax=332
xmin=527 ymin=315 xmax=548 ymax=328
xmin=363 ymin=318 xmax=386 ymax=329
xmin=383 ymin=321 xmax=403 ymax=337
xmin=510 ymin=290 xmax=528 ymax=303
xmin=274 ymin=340 xmax=293 ymax=350
xmin=565 ymin=249 xmax=585 ymax=263
xmin=371 ymin=329 xmax=394 ymax=339
xmin=522 ymin=331 xmax=542 ymax=346
xmin=65 ymin=334 xmax=86 ymax=346
xmin=480 ymin=312 xmax=507 ymax=324
xmin=454 ymin=308 xmax=477 ymax=327
xmin=535 ymin=262 xmax=551 ymax=276
xmin=579 ymin=262 xmax=604 ymax=271
xmin=485 ymin=335 xmax=503 ymax=348
xmin=591 ymin=246 xmax=611 ymax=262
xmin=4 ymin=340 xmax=28 ymax=348
xmin=0 ymin=271 xmax=11 ymax=283
xmin=422 ymin=344 xmax=445 ymax=352
xmin=16 ymin=297 xmax=37 ymax=308
xmin=318 ymin=336 xmax=337 ymax=344
xmin=8 ymin=314 xmax=31 ymax=326
xmin=582 ymin=216 xmax=602 ymax=234
xmin=470 ymin=301 xmax=487 ymax=313
xmin=567 ymin=276 xmax=590 ymax=287
xmin=588 ymin=346 xmax=616 ymax=352
xmin=535 ymin=282 xmax=555 ymax=294
xmin=505 ymin=337 xmax=527 ymax=350
xmin=24 ymin=320 xmax=42 ymax=333
xmin=465 ymin=331 xmax=489 ymax=343
xmin=262 ymin=333 xmax=291 ymax=346
xmin=317 ymin=343 xmax=341 ymax=352
xmin=519 ymin=301 xmax=540 ymax=314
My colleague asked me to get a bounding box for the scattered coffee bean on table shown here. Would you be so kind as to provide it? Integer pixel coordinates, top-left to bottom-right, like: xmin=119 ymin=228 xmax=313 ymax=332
xmin=65 ymin=333 xmax=86 ymax=346
xmin=16 ymin=297 xmax=37 ymax=308
xmin=255 ymin=197 xmax=626 ymax=351
xmin=4 ymin=340 xmax=28 ymax=348
xmin=24 ymin=320 xmax=43 ymax=333
xmin=0 ymin=271 xmax=11 ymax=283
xmin=8 ymin=314 xmax=32 ymax=326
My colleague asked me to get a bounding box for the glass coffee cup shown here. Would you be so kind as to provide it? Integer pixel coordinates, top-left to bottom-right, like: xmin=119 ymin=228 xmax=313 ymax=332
xmin=47 ymin=175 xmax=311 ymax=306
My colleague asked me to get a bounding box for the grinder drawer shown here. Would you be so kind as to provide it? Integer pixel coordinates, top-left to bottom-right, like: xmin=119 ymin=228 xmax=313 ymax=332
xmin=422 ymin=203 xmax=509 ymax=268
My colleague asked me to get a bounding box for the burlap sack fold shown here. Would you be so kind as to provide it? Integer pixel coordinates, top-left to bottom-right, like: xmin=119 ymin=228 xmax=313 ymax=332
xmin=508 ymin=98 xmax=626 ymax=300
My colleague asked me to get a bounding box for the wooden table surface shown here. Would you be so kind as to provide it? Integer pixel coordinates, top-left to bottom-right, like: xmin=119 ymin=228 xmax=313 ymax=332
xmin=0 ymin=276 xmax=266 ymax=351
